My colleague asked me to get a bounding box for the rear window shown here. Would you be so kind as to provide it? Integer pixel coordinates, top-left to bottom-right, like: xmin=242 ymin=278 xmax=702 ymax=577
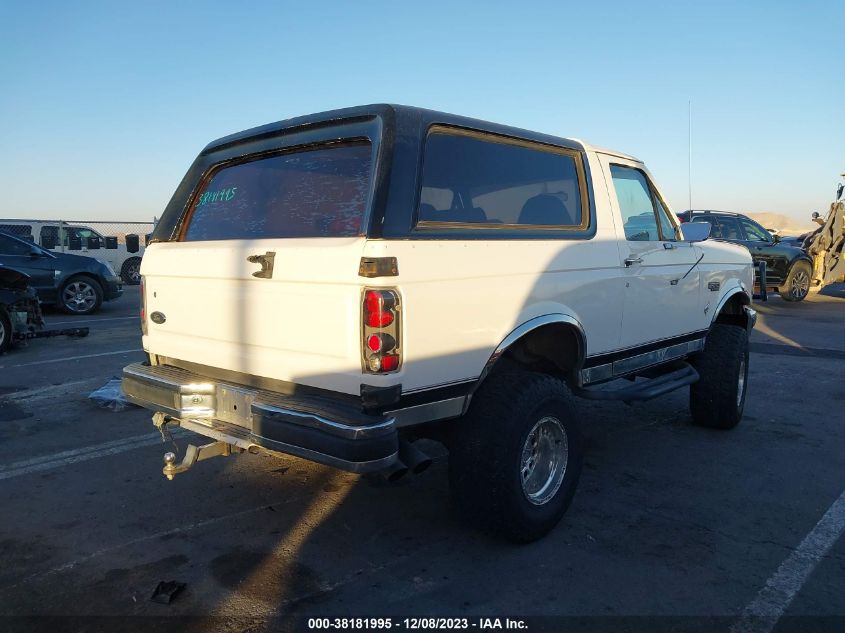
xmin=183 ymin=141 xmax=372 ymax=241
xmin=416 ymin=129 xmax=587 ymax=230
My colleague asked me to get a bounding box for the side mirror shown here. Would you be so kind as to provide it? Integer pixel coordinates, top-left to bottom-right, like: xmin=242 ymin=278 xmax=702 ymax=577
xmin=811 ymin=211 xmax=820 ymax=220
xmin=772 ymin=234 xmax=781 ymax=243
xmin=29 ymin=248 xmax=43 ymax=258
xmin=680 ymin=221 xmax=711 ymax=242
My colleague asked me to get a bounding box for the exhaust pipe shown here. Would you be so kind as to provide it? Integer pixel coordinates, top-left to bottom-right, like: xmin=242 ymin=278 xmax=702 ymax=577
xmin=380 ymin=457 xmax=409 ymax=483
xmin=399 ymin=440 xmax=433 ymax=475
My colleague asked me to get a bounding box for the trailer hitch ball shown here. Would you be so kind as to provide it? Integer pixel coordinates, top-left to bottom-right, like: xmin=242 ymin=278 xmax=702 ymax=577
xmin=163 ymin=451 xmax=179 ymax=481
xmin=161 ymin=441 xmax=238 ymax=480
xmin=163 ymin=452 xmax=178 ymax=481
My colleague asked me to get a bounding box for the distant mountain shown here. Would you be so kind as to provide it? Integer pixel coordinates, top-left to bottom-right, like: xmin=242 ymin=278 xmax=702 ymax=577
xmin=744 ymin=212 xmax=815 ymax=236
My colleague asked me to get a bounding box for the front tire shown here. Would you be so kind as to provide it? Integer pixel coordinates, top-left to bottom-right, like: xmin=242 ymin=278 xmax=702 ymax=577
xmin=690 ymin=324 xmax=749 ymax=429
xmin=780 ymin=261 xmax=812 ymax=302
xmin=448 ymin=368 xmax=582 ymax=542
xmin=59 ymin=276 xmax=103 ymax=315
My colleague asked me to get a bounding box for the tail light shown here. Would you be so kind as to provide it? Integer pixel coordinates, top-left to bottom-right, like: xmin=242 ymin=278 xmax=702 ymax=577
xmin=140 ymin=276 xmax=147 ymax=336
xmin=362 ymin=288 xmax=401 ymax=373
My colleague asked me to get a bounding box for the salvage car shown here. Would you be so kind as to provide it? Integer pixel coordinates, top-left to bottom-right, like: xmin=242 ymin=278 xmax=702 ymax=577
xmin=0 ymin=266 xmax=44 ymax=353
xmin=677 ymin=210 xmax=814 ymax=301
xmin=0 ymin=231 xmax=123 ymax=315
xmin=123 ymin=104 xmax=757 ymax=541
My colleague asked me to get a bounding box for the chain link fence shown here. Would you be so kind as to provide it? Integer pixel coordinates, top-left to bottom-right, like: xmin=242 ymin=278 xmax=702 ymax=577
xmin=0 ymin=218 xmax=157 ymax=284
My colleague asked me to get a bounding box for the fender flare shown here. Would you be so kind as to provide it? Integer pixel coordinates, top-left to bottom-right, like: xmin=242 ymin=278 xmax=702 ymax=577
xmin=470 ymin=313 xmax=587 ymax=401
xmin=711 ymin=286 xmax=754 ymax=330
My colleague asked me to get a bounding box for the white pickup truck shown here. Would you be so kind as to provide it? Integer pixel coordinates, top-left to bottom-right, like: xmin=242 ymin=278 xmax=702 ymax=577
xmin=123 ymin=105 xmax=756 ymax=541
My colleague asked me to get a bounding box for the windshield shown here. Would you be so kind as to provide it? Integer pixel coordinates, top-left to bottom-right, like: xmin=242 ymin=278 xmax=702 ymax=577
xmin=182 ymin=141 xmax=373 ymax=241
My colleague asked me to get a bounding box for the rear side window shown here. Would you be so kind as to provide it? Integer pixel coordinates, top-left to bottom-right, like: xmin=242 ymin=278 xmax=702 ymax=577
xmin=416 ymin=128 xmax=587 ymax=230
xmin=714 ymin=216 xmax=742 ymax=240
xmin=183 ymin=142 xmax=372 ymax=241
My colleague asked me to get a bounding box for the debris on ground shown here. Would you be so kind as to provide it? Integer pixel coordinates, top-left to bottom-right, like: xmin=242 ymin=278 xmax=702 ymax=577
xmin=88 ymin=378 xmax=137 ymax=411
xmin=150 ymin=580 xmax=186 ymax=604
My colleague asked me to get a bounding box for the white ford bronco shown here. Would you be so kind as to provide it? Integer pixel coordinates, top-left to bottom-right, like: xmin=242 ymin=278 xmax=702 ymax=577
xmin=123 ymin=105 xmax=757 ymax=541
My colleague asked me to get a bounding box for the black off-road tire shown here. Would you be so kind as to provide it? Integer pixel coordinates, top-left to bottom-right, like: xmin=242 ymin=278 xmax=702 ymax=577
xmin=121 ymin=257 xmax=142 ymax=286
xmin=779 ymin=261 xmax=812 ymax=302
xmin=0 ymin=308 xmax=11 ymax=353
xmin=690 ymin=324 xmax=749 ymax=429
xmin=447 ymin=368 xmax=582 ymax=543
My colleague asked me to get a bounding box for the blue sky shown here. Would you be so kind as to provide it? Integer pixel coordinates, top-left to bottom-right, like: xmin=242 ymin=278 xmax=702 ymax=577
xmin=1 ymin=0 xmax=841 ymax=224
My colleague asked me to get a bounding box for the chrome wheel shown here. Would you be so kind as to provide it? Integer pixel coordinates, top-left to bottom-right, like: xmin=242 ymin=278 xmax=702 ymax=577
xmin=123 ymin=259 xmax=141 ymax=285
xmin=520 ymin=416 xmax=568 ymax=506
xmin=737 ymin=357 xmax=746 ymax=407
xmin=790 ymin=269 xmax=809 ymax=300
xmin=0 ymin=317 xmax=7 ymax=349
xmin=62 ymin=280 xmax=97 ymax=313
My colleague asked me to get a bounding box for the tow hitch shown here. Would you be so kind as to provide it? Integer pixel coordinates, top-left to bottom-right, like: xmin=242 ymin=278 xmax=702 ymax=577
xmin=162 ymin=441 xmax=240 ymax=480
xmin=152 ymin=411 xmax=257 ymax=480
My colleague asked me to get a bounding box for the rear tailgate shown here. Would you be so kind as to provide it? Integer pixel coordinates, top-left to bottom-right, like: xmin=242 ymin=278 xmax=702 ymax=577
xmin=142 ymin=140 xmax=375 ymax=395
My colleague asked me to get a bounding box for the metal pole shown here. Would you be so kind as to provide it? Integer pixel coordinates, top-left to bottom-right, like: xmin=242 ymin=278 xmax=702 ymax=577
xmin=688 ymin=100 xmax=693 ymax=212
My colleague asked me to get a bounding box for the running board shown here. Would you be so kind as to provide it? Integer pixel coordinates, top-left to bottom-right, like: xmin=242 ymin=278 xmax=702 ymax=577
xmin=573 ymin=364 xmax=699 ymax=403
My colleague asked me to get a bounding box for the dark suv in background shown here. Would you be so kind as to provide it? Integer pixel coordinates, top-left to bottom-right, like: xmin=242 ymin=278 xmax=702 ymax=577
xmin=0 ymin=231 xmax=123 ymax=314
xmin=677 ymin=210 xmax=814 ymax=302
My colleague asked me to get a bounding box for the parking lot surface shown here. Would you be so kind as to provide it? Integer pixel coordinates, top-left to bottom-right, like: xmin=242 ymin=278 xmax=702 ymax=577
xmin=0 ymin=286 xmax=843 ymax=632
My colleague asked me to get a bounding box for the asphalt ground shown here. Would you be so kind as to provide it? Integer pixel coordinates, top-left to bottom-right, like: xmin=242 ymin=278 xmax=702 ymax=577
xmin=0 ymin=285 xmax=843 ymax=633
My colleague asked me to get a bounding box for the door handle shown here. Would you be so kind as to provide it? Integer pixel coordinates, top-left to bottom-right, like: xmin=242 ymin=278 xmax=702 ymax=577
xmin=624 ymin=256 xmax=644 ymax=267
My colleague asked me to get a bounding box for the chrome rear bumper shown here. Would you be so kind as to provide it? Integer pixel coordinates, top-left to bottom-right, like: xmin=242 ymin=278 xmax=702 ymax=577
xmin=122 ymin=362 xmax=398 ymax=473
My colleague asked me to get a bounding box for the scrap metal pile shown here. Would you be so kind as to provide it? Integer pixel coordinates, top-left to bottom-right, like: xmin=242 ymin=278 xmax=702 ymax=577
xmin=805 ymin=176 xmax=845 ymax=289
xmin=0 ymin=267 xmax=88 ymax=352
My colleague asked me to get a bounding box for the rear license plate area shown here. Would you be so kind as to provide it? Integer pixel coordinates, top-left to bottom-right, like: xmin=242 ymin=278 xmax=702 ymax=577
xmin=215 ymin=385 xmax=255 ymax=429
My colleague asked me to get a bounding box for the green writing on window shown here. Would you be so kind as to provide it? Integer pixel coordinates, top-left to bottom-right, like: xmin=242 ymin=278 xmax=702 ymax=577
xmin=197 ymin=187 xmax=237 ymax=207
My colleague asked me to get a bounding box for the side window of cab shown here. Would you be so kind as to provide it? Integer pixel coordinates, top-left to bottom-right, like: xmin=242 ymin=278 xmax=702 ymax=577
xmin=610 ymin=165 xmax=678 ymax=241
xmin=739 ymin=218 xmax=771 ymax=242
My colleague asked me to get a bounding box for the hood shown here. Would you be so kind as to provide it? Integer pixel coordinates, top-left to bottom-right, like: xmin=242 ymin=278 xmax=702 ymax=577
xmin=701 ymin=238 xmax=754 ymax=264
xmin=0 ymin=267 xmax=31 ymax=290
xmin=50 ymin=251 xmax=108 ymax=269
